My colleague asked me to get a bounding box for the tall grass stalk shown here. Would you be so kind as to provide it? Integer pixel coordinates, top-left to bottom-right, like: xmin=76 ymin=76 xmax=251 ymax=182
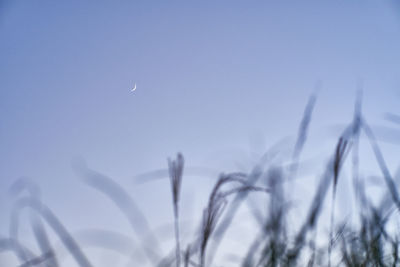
xmin=168 ymin=153 xmax=184 ymax=267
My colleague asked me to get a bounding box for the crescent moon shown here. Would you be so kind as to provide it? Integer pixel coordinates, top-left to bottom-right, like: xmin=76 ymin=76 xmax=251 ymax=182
xmin=131 ymin=83 xmax=137 ymax=92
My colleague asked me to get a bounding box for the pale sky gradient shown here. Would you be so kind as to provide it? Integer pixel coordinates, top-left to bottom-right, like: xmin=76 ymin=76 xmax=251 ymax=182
xmin=1 ymin=1 xmax=400 ymax=266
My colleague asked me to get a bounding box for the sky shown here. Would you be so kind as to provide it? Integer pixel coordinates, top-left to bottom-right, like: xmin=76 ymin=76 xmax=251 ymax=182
xmin=1 ymin=0 xmax=400 ymax=266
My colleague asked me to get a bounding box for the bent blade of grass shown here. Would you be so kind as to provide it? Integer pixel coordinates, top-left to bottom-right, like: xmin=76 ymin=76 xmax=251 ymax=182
xmin=200 ymin=194 xmax=226 ymax=267
xmin=73 ymin=159 xmax=162 ymax=265
xmin=362 ymin=117 xmax=400 ymax=213
xmin=206 ymin=167 xmax=263 ymax=264
xmin=0 ymin=238 xmax=37 ymax=265
xmin=9 ymin=178 xmax=59 ymax=267
xmin=18 ymin=251 xmax=54 ymax=267
xmin=52 ymin=228 xmax=148 ymax=266
xmin=11 ymin=197 xmax=93 ymax=267
xmin=198 ymin=173 xmax=270 ymax=267
xmin=9 ymin=177 xmax=41 ymax=199
xmin=30 ymin=216 xmax=59 ymax=267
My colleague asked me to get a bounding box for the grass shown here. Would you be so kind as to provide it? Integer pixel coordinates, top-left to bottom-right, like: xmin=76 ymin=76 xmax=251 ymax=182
xmin=1 ymin=93 xmax=400 ymax=267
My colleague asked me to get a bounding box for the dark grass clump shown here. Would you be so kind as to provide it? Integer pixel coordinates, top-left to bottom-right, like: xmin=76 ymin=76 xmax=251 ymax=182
xmin=2 ymin=94 xmax=400 ymax=267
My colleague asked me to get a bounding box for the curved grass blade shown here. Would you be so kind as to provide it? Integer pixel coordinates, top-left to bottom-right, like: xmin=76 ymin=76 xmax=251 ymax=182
xmin=10 ymin=197 xmax=93 ymax=267
xmin=73 ymin=159 xmax=162 ymax=264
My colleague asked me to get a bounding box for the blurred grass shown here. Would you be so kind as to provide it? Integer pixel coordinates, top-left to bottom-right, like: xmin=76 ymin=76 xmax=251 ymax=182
xmin=2 ymin=93 xmax=400 ymax=267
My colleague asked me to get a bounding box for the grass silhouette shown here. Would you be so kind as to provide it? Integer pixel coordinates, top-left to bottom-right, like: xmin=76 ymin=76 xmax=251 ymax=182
xmin=2 ymin=93 xmax=400 ymax=267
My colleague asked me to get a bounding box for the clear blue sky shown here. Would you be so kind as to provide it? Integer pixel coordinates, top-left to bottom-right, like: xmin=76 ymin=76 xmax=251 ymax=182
xmin=1 ymin=1 xmax=400 ymax=265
